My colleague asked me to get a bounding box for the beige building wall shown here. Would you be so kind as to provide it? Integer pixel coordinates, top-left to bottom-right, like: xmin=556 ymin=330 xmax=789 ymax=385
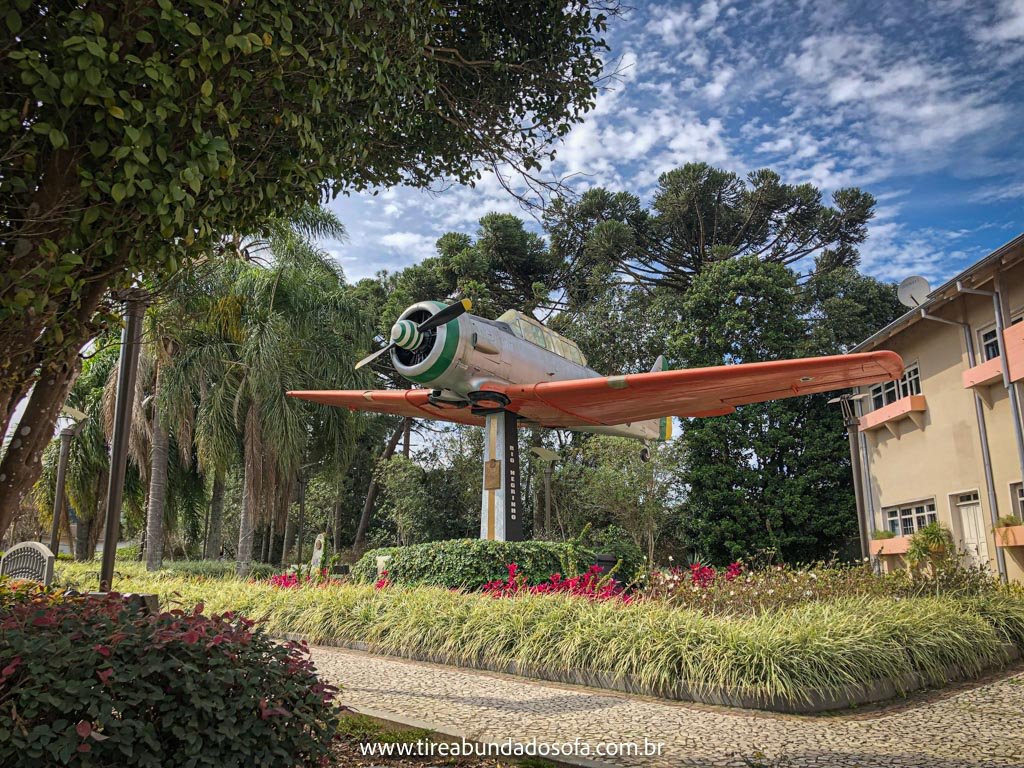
xmin=855 ymin=240 xmax=1024 ymax=582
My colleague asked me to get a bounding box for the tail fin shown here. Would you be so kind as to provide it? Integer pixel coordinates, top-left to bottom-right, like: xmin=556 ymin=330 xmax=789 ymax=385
xmin=652 ymin=355 xmax=672 ymax=440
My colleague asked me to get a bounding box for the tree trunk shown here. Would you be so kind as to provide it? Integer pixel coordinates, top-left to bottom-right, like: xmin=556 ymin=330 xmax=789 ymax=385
xmin=353 ymin=423 xmax=404 ymax=548
xmin=75 ymin=516 xmax=92 ymax=561
xmin=236 ymin=460 xmax=254 ymax=577
xmin=144 ymin=363 xmax=169 ymax=571
xmin=205 ymin=470 xmax=225 ymax=558
xmin=0 ymin=345 xmax=81 ymax=539
xmin=282 ymin=505 xmax=295 ymax=564
xmin=332 ymin=481 xmax=344 ymax=551
xmin=403 ymin=418 xmax=411 ymax=457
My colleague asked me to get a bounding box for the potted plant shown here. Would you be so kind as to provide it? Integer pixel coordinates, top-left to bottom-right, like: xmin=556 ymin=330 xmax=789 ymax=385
xmin=994 ymin=515 xmax=1024 ymax=548
xmin=907 ymin=522 xmax=953 ymax=574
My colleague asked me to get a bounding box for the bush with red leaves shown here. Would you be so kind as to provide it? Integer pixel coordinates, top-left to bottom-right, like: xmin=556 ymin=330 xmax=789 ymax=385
xmin=0 ymin=579 xmax=339 ymax=767
xmin=482 ymin=563 xmax=631 ymax=602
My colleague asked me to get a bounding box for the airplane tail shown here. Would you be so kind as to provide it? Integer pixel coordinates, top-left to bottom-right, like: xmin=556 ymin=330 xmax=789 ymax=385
xmin=651 ymin=355 xmax=671 ymax=441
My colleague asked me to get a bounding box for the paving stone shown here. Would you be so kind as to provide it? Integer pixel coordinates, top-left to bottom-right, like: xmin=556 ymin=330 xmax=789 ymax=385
xmin=312 ymin=646 xmax=1024 ymax=768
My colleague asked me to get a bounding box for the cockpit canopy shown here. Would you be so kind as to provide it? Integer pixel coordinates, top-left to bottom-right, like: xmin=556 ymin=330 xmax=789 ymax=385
xmin=496 ymin=310 xmax=588 ymax=366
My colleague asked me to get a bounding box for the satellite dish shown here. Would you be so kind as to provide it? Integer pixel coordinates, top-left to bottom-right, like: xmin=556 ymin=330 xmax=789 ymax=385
xmin=897 ymin=276 xmax=931 ymax=308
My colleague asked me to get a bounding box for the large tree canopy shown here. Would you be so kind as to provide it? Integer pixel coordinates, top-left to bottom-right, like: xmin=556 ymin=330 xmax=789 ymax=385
xmin=545 ymin=163 xmax=876 ymax=293
xmin=0 ymin=0 xmax=615 ymax=534
xmin=669 ymin=256 xmax=902 ymax=563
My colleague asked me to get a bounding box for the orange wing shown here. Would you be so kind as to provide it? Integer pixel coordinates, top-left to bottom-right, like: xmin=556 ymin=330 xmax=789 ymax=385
xmin=288 ymin=351 xmax=901 ymax=428
xmin=287 ymin=388 xmax=484 ymax=426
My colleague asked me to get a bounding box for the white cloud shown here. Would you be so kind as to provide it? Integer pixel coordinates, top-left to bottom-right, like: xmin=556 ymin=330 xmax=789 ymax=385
xmin=974 ymin=0 xmax=1024 ymax=42
xmin=378 ymin=232 xmax=438 ymax=261
xmin=970 ymin=180 xmax=1024 ymax=202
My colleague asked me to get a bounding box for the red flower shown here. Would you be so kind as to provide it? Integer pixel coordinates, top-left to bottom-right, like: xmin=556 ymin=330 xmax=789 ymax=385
xmin=97 ymin=668 xmax=113 ymax=685
xmin=182 ymin=630 xmax=200 ymax=645
xmin=93 ymin=644 xmax=112 ymax=658
xmin=75 ymin=720 xmax=92 ymax=738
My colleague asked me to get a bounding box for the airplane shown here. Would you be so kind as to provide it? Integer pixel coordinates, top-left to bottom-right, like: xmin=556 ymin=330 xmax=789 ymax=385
xmin=288 ymin=297 xmax=903 ymax=445
xmin=288 ymin=298 xmax=902 ymax=541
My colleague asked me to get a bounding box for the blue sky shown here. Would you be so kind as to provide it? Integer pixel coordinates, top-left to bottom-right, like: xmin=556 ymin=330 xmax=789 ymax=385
xmin=323 ymin=0 xmax=1024 ymax=287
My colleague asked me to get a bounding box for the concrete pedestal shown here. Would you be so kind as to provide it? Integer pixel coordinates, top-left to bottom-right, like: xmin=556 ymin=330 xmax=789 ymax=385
xmin=480 ymin=411 xmax=523 ymax=541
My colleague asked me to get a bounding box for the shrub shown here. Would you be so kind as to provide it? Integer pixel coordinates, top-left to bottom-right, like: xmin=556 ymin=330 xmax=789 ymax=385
xmin=0 ymin=579 xmax=339 ymax=767
xmin=583 ymin=524 xmax=647 ymax=583
xmin=995 ymin=515 xmax=1021 ymax=528
xmin=481 ymin=563 xmax=630 ymax=602
xmin=351 ymin=539 xmax=598 ymax=590
xmin=872 ymin=529 xmax=896 ymax=540
xmin=44 ymin=562 xmax=1024 ymax=706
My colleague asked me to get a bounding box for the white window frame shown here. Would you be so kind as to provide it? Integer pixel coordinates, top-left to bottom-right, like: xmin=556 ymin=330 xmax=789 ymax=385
xmin=1011 ymin=482 xmax=1024 ymax=518
xmin=870 ymin=363 xmax=921 ymax=410
xmin=884 ymin=499 xmax=937 ymax=536
xmin=978 ymin=315 xmax=1023 ymax=363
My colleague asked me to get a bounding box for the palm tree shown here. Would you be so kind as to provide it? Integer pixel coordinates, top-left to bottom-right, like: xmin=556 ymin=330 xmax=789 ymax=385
xmin=158 ymin=208 xmax=370 ymax=575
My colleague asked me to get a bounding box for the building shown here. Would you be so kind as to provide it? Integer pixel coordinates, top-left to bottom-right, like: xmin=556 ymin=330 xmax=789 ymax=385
xmin=851 ymin=234 xmax=1024 ymax=582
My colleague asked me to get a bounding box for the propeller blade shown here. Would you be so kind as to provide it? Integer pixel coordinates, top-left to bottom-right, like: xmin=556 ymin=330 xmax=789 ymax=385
xmin=354 ymin=342 xmax=396 ymax=371
xmin=416 ymin=298 xmax=472 ymax=334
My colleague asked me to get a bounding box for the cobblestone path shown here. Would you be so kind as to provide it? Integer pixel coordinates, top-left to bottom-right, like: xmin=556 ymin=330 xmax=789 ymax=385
xmin=312 ymin=646 xmax=1024 ymax=768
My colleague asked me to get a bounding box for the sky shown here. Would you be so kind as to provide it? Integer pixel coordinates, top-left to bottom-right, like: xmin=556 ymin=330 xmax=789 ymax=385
xmin=323 ymin=0 xmax=1024 ymax=290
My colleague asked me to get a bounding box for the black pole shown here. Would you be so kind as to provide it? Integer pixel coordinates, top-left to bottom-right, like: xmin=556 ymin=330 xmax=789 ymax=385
xmin=98 ymin=293 xmax=146 ymax=592
xmin=49 ymin=427 xmax=74 ymax=553
xmin=296 ymin=474 xmax=306 ymax=564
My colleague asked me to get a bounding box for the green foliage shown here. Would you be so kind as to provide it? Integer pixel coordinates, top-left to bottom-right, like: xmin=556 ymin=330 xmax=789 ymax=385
xmin=544 ymin=163 xmax=876 ymax=292
xmin=49 ymin=564 xmax=1024 ymax=706
xmin=583 ymin=524 xmax=647 ymax=585
xmin=351 ymin=539 xmax=597 ymax=590
xmin=0 ymin=0 xmax=614 ymax=542
xmin=670 ymin=256 xmax=903 ymax=564
xmin=872 ymin=529 xmax=896 ymax=540
xmin=907 ymin=522 xmax=954 ymax=568
xmin=0 ymin=580 xmax=339 ymax=767
xmin=995 ymin=515 xmax=1021 ymax=528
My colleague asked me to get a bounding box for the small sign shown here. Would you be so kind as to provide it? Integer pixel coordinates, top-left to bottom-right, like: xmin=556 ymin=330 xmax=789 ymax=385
xmin=484 ymin=460 xmax=502 ymax=490
xmin=310 ymin=533 xmax=326 ymax=572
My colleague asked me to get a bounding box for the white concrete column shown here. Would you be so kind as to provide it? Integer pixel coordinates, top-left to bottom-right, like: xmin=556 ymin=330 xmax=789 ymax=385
xmin=480 ymin=412 xmax=522 ymax=541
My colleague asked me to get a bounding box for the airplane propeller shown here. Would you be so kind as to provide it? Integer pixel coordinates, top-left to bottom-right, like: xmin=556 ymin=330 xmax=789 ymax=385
xmin=354 ymin=298 xmax=472 ymax=371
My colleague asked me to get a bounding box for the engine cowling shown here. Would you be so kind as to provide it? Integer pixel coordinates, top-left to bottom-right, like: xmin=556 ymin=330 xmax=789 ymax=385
xmin=390 ymin=301 xmax=463 ymax=386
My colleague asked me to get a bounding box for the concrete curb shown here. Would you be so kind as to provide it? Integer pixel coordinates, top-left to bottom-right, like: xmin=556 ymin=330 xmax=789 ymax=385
xmin=285 ymin=632 xmax=1021 ymax=714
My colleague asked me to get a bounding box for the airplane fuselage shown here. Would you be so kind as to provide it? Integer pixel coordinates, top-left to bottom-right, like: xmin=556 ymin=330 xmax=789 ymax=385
xmin=390 ymin=301 xmax=666 ymax=441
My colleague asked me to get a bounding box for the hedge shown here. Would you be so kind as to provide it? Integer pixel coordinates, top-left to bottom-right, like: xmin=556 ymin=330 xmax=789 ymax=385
xmin=0 ymin=580 xmax=338 ymax=767
xmin=351 ymin=539 xmax=600 ymax=590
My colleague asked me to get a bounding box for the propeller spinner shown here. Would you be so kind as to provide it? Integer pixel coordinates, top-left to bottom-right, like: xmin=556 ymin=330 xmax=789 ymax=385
xmin=355 ymin=298 xmax=472 ymax=370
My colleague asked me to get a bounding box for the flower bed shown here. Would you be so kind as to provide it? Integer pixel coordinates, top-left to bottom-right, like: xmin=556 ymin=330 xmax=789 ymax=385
xmin=49 ymin=562 xmax=1024 ymax=708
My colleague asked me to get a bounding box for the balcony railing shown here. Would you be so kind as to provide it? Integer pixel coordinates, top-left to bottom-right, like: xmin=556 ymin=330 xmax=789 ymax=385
xmin=858 ymin=394 xmax=927 ymax=439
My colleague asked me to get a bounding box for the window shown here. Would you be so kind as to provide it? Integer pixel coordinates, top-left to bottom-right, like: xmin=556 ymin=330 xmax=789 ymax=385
xmin=884 ymin=500 xmax=937 ymax=536
xmin=1013 ymin=483 xmax=1024 ymax=517
xmin=980 ymin=317 xmax=1023 ymax=362
xmin=870 ymin=364 xmax=921 ymax=410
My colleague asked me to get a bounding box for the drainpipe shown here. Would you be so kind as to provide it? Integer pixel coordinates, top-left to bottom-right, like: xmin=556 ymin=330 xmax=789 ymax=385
xmin=920 ymin=309 xmax=1008 ymax=582
xmin=853 ymin=397 xmax=876 ymax=536
xmin=957 ymin=282 xmax=1024 ymax=490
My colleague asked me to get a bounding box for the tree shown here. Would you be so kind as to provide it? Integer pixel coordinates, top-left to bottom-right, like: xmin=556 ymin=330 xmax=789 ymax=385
xmin=544 ymin=163 xmax=875 ymax=292
xmin=0 ymin=0 xmax=616 ymax=538
xmin=669 ymin=256 xmax=902 ymax=563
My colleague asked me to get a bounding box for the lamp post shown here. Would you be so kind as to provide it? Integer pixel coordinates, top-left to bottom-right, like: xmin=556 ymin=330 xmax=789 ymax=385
xmin=530 ymin=446 xmax=558 ymax=537
xmin=98 ymin=290 xmax=147 ymax=592
xmin=829 ymin=393 xmax=870 ymax=561
xmin=49 ymin=407 xmax=88 ymax=554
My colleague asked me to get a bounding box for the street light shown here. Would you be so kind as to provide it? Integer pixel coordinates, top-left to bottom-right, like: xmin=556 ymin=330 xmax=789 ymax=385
xmin=530 ymin=446 xmax=559 ymax=537
xmin=829 ymin=392 xmax=870 ymax=561
xmin=48 ymin=406 xmax=88 ymax=554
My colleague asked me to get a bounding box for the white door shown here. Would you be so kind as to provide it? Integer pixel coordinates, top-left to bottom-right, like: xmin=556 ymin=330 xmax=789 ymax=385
xmin=956 ymin=495 xmax=989 ymax=569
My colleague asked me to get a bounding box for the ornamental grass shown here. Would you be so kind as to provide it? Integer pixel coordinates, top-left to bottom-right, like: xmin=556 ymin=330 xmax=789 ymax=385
xmin=52 ymin=561 xmax=1024 ymax=706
